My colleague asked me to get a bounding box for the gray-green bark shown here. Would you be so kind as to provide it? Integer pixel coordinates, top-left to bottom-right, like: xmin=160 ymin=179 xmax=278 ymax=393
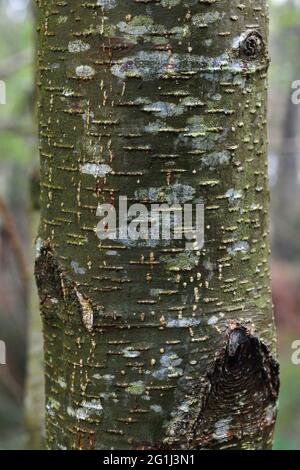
xmin=36 ymin=0 xmax=279 ymax=450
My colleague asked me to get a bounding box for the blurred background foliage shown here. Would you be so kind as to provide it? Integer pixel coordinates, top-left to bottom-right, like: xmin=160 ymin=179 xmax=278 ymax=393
xmin=0 ymin=0 xmax=300 ymax=450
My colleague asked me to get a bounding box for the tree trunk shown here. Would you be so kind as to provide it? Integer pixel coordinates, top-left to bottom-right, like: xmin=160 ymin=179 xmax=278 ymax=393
xmin=36 ymin=0 xmax=279 ymax=450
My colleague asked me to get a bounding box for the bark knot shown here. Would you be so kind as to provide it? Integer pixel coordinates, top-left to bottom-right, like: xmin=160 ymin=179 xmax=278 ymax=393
xmin=35 ymin=240 xmax=95 ymax=333
xmin=240 ymin=32 xmax=265 ymax=61
xmin=163 ymin=322 xmax=279 ymax=450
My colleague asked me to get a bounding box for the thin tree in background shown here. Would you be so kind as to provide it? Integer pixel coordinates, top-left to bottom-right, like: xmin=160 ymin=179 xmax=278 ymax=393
xmin=35 ymin=0 xmax=279 ymax=450
xmin=25 ymin=5 xmax=45 ymax=448
xmin=25 ymin=169 xmax=45 ymax=449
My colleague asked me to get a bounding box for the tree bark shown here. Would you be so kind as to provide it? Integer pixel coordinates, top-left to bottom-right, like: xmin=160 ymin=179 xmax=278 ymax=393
xmin=36 ymin=0 xmax=279 ymax=450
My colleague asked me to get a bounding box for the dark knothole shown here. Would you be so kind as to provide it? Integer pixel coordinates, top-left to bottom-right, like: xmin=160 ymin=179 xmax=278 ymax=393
xmin=240 ymin=31 xmax=264 ymax=60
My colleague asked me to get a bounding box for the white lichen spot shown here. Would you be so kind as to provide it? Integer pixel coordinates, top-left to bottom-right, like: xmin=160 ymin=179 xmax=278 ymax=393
xmin=92 ymin=373 xmax=102 ymax=380
xmin=103 ymin=374 xmax=115 ymax=382
xmin=225 ymin=188 xmax=243 ymax=203
xmin=75 ymin=65 xmax=95 ymax=79
xmin=227 ymin=241 xmax=250 ymax=256
xmin=202 ymin=151 xmax=231 ymax=169
xmin=57 ymin=444 xmax=67 ymax=450
xmin=161 ymin=0 xmax=181 ymax=7
xmin=122 ymin=347 xmax=141 ymax=358
xmin=213 ymin=418 xmax=232 ymax=440
xmin=204 ymin=260 xmax=216 ymax=278
xmin=76 ymin=408 xmax=91 ymax=420
xmin=67 ymin=400 xmax=103 ymax=420
xmin=46 ymin=398 xmax=61 ymax=417
xmin=117 ymin=16 xmax=154 ymax=37
xmin=68 ymin=40 xmax=90 ymax=53
xmin=251 ymin=203 xmax=263 ymax=211
xmin=67 ymin=406 xmax=75 ymax=418
xmin=111 ymin=49 xmax=253 ymax=82
xmin=207 ymin=315 xmax=219 ymax=326
xmin=142 ymin=395 xmax=151 ymax=401
xmin=167 ymin=317 xmax=201 ymax=328
xmin=97 ymin=0 xmax=117 ymax=9
xmin=71 ymin=261 xmax=86 ymax=275
xmin=153 ymin=353 xmax=183 ymax=380
xmin=204 ymin=39 xmax=213 ymax=47
xmin=93 ymin=373 xmax=115 ymax=381
xmin=80 ymin=163 xmax=112 ymax=178
xmin=143 ymin=101 xmax=184 ymax=118
xmin=35 ymin=237 xmax=43 ymax=259
xmin=232 ymin=32 xmax=249 ymax=50
xmin=144 ymin=120 xmax=167 ymax=135
xmin=111 ymin=51 xmax=230 ymax=81
xmin=170 ymin=400 xmax=190 ymax=419
xmin=57 ymin=377 xmax=67 ymax=389
xmin=106 ymin=250 xmax=118 ymax=256
xmin=126 ymin=381 xmax=145 ymax=395
xmin=211 ymin=93 xmax=222 ymax=101
xmin=192 ymin=12 xmax=224 ymax=28
xmin=150 ymin=404 xmax=163 ymax=413
xmin=182 ymin=96 xmax=204 ymax=107
xmin=62 ymin=89 xmax=74 ymax=97
xmin=264 ymin=404 xmax=276 ymax=425
xmin=81 ymin=399 xmax=103 ymax=411
xmin=57 ymin=16 xmax=68 ymax=24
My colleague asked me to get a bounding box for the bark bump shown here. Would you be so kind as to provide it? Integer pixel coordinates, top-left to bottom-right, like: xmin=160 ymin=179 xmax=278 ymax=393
xmin=164 ymin=322 xmax=279 ymax=450
xmin=35 ymin=241 xmax=95 ymax=332
xmin=240 ymin=31 xmax=265 ymax=61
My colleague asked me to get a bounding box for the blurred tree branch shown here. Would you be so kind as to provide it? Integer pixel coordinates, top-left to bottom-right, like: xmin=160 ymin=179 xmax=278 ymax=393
xmin=0 ymin=197 xmax=29 ymax=286
xmin=0 ymin=49 xmax=32 ymax=78
xmin=0 ymin=121 xmax=33 ymax=137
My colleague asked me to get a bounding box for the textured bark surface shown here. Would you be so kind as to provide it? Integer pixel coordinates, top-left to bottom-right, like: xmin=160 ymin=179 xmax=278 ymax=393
xmin=36 ymin=0 xmax=279 ymax=450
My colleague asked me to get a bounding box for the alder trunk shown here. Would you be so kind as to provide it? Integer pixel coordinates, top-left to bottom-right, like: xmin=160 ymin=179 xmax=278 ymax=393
xmin=36 ymin=0 xmax=279 ymax=450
